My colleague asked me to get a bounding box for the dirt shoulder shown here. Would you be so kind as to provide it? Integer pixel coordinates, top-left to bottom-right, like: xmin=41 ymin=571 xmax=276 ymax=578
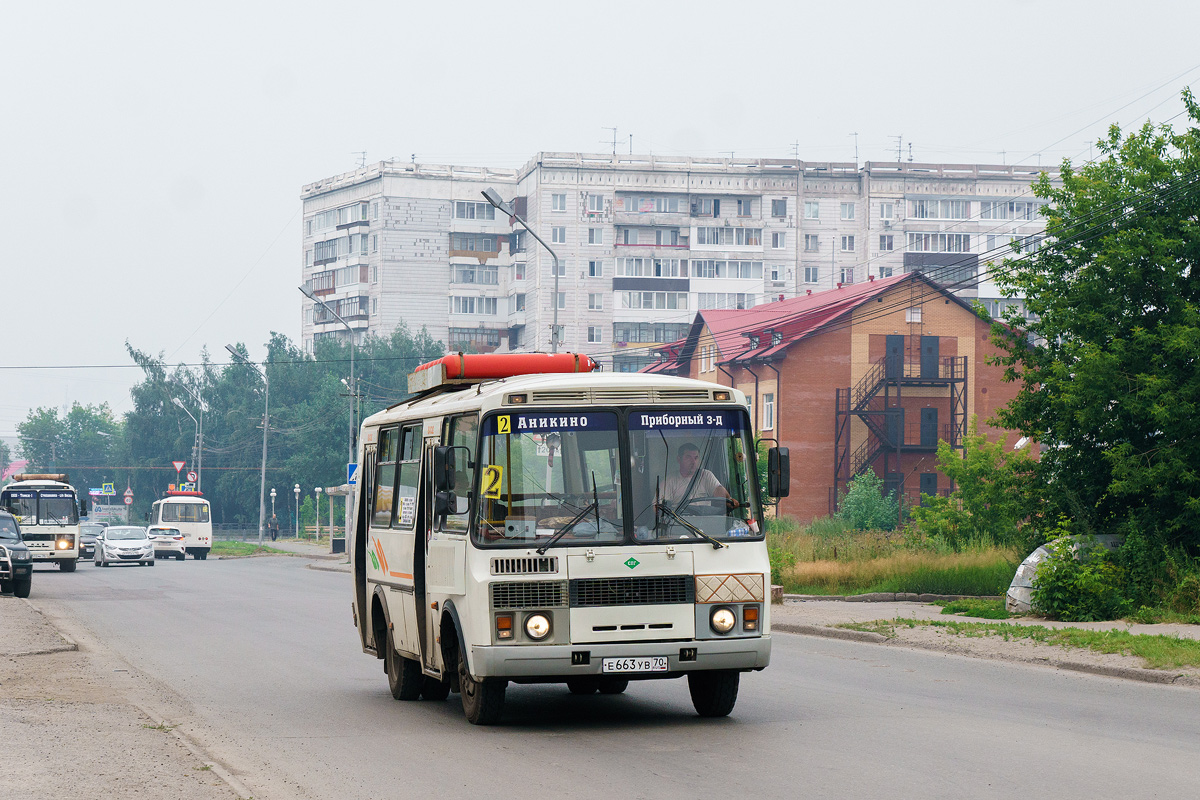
xmin=0 ymin=597 xmax=241 ymax=800
xmin=772 ymin=597 xmax=1200 ymax=687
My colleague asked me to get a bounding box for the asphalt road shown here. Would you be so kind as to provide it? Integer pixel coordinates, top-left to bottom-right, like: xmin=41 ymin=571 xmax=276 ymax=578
xmin=30 ymin=557 xmax=1200 ymax=800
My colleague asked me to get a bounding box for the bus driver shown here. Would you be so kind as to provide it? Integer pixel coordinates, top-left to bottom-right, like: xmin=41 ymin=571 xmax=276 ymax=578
xmin=661 ymin=443 xmax=740 ymax=511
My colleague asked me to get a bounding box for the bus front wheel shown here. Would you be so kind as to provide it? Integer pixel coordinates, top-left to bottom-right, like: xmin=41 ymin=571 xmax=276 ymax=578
xmin=59 ymin=559 xmax=77 ymax=572
xmin=687 ymin=670 xmax=740 ymax=718
xmin=458 ymin=645 xmax=505 ymax=725
xmin=385 ymin=628 xmax=423 ymax=701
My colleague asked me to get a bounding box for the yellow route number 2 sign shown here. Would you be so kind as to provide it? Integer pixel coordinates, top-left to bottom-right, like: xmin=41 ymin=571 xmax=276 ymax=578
xmin=481 ymin=464 xmax=504 ymax=499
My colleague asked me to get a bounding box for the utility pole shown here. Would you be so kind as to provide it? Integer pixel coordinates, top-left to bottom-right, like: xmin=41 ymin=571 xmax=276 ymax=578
xmin=892 ymin=135 xmax=903 ymax=163
xmin=602 ymin=127 xmax=618 ymax=156
xmin=850 ymin=132 xmax=859 ymax=167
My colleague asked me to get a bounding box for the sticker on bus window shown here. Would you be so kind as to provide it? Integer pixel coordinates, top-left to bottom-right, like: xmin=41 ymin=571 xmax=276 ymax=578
xmin=629 ymin=411 xmax=744 ymax=431
xmin=485 ymin=412 xmax=617 ymax=435
xmin=398 ymin=497 xmax=416 ymax=527
xmin=481 ymin=465 xmax=503 ymax=499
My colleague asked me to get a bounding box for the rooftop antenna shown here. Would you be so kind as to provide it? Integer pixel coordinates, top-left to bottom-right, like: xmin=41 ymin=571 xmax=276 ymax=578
xmin=892 ymin=135 xmax=903 ymax=162
xmin=720 ymin=150 xmax=735 ymax=161
xmin=629 ymin=133 xmax=633 ymax=155
xmin=411 ymin=153 xmax=416 ymax=163
xmin=850 ymin=132 xmax=859 ymax=166
xmin=907 ymin=143 xmax=913 ymax=162
xmin=352 ymin=151 xmax=367 ymax=168
xmin=602 ymin=127 xmax=618 ymax=155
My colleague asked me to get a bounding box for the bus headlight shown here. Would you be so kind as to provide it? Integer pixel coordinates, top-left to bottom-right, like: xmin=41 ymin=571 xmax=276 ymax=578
xmin=710 ymin=607 xmax=737 ymax=634
xmin=524 ymin=613 xmax=552 ymax=640
xmin=56 ymin=538 xmax=72 ymax=550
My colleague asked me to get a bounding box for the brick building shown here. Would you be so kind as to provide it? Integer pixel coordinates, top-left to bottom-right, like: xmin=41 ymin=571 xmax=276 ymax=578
xmin=644 ymin=272 xmax=1023 ymax=522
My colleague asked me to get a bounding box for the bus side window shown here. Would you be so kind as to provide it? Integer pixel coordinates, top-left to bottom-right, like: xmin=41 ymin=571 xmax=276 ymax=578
xmin=442 ymin=414 xmax=478 ymax=531
xmin=394 ymin=424 xmax=421 ymax=529
xmin=372 ymin=427 xmax=400 ymax=527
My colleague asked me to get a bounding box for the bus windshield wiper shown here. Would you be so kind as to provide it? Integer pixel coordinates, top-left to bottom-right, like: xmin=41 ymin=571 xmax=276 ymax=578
xmin=655 ymin=502 xmax=724 ymax=549
xmin=537 ymin=473 xmax=607 ymax=555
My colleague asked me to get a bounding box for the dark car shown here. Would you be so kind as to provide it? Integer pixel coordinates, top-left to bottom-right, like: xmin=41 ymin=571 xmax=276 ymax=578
xmin=79 ymin=522 xmax=105 ymax=560
xmin=0 ymin=510 xmax=33 ymax=597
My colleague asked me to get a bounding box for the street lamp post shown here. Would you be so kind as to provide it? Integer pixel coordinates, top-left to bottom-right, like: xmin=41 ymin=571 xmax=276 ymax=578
xmin=171 ymin=398 xmax=199 ymax=484
xmin=314 ymin=487 xmax=322 ymax=541
xmin=482 ymin=187 xmax=562 ymax=353
xmin=181 ymin=385 xmax=207 ymax=493
xmin=299 ymin=284 xmax=356 ymax=540
xmin=293 ymin=484 xmax=300 ymax=539
xmin=225 ymin=344 xmax=269 ymax=548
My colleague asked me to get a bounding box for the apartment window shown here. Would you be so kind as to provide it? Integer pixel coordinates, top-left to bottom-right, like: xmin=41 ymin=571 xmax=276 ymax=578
xmin=449 ymin=296 xmax=498 ymax=315
xmin=840 ymin=267 xmax=854 ymax=284
xmin=514 ymin=294 xmax=526 ymax=312
xmin=371 ymin=297 xmax=378 ymax=316
xmin=841 ymin=235 xmax=855 ymax=252
xmin=551 ymin=227 xmax=566 ymax=244
xmin=803 ymin=266 xmax=819 ymax=284
xmin=762 ymin=393 xmax=775 ymax=431
xmin=696 ymin=227 xmax=761 ymax=246
xmin=840 ymin=202 xmax=855 ymax=221
xmin=655 ymin=228 xmax=679 ymax=246
xmin=907 ymin=232 xmax=971 ymax=252
xmin=879 ymin=266 xmax=894 ymax=278
xmin=551 ymin=260 xmax=566 ymax=277
xmin=370 ymin=265 xmax=378 ymax=283
xmin=620 ymin=291 xmax=689 ymax=310
xmin=587 ymin=194 xmax=605 ymax=213
xmin=305 ymin=219 xmax=313 ymax=236
xmin=453 ymin=265 xmax=499 ymax=285
xmin=514 ymin=262 xmax=525 ymax=281
xmin=804 ymin=234 xmax=820 ymax=252
xmin=587 ymin=326 xmax=603 ymax=343
xmin=616 ymin=257 xmax=686 ymax=277
xmin=910 ymin=199 xmax=970 ymax=220
xmin=371 ymin=202 xmax=379 ymax=220
xmin=697 ymin=293 xmax=754 ymax=310
xmin=588 ymin=293 xmax=603 ymax=310
xmin=771 ymin=231 xmax=786 ymax=249
xmin=371 ymin=235 xmax=378 ymax=253
xmin=692 ymin=198 xmax=719 ymax=217
xmin=556 ymin=292 xmax=566 ymax=309
xmin=804 ymin=201 xmax=819 ymax=219
xmin=981 ymin=200 xmax=1041 ymax=220
xmin=454 ymin=201 xmax=496 ymax=220
xmin=906 ymin=307 xmax=923 ymax=323
xmin=621 ymin=228 xmax=638 ymax=245
xmin=771 ymin=198 xmax=787 ymax=217
xmin=588 ymin=227 xmax=604 ymax=245
xmin=737 ymin=198 xmax=754 ymax=217
xmin=552 ymin=193 xmax=567 ymax=212
xmin=450 ymin=233 xmax=498 ymax=252
xmin=879 ymin=234 xmax=894 ymax=251
xmin=769 ymin=265 xmax=781 ymax=282
xmin=880 ymin=202 xmax=894 ymax=220
xmin=588 ymin=259 xmax=602 ymax=277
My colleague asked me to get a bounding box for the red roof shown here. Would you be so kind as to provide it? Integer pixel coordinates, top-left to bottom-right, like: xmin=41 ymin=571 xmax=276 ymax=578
xmin=641 ymin=273 xmax=916 ymax=373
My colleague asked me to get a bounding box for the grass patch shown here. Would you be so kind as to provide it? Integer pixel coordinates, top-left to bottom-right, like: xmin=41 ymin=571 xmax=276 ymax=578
xmin=937 ymin=598 xmax=1012 ymax=619
xmin=210 ymin=541 xmax=290 ymax=557
xmin=843 ymin=618 xmax=1200 ymax=671
xmin=768 ymin=516 xmax=1020 ymax=595
xmin=143 ymin=723 xmax=177 ymax=732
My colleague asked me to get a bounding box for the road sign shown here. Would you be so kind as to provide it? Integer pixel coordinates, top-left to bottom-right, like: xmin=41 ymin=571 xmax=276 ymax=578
xmin=89 ymin=488 xmax=103 ymax=497
xmin=124 ymin=487 xmax=133 ymax=498
xmin=123 ymin=496 xmax=133 ymax=506
xmin=101 ymin=483 xmax=115 ymax=496
xmin=347 ymin=462 xmax=358 ymax=485
xmin=173 ymin=461 xmax=186 ymax=474
xmin=186 ymin=471 xmax=198 ymax=483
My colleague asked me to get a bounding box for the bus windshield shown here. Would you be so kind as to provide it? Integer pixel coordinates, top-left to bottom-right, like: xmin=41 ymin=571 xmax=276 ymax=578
xmin=162 ymin=503 xmax=210 ymax=523
xmin=1 ymin=489 xmax=78 ymax=526
xmin=474 ymin=411 xmax=624 ymax=547
xmin=628 ymin=409 xmax=760 ymax=543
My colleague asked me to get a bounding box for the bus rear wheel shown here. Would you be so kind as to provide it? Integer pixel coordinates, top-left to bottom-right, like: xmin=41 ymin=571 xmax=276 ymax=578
xmin=385 ymin=628 xmax=423 ymax=701
xmin=422 ymin=676 xmax=450 ymax=701
xmin=687 ymin=670 xmax=740 ymax=718
xmin=458 ymin=645 xmax=505 ymax=725
xmin=59 ymin=559 xmax=77 ymax=572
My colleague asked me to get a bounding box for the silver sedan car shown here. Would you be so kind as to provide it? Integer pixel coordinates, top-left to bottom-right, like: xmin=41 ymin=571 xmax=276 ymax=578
xmin=94 ymin=526 xmax=155 ymax=567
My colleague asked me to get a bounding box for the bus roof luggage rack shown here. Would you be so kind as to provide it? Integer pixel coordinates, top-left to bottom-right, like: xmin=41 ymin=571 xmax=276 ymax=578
xmin=11 ymin=474 xmax=70 ymax=483
xmin=407 ymin=352 xmax=599 ymax=396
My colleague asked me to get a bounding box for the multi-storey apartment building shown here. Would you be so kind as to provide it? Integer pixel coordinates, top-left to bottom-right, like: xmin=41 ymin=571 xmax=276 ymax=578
xmin=299 ymin=154 xmax=1047 ymax=370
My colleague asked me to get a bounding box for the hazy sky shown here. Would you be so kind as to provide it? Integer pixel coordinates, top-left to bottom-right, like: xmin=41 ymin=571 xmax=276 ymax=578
xmin=2 ymin=0 xmax=1197 ymax=440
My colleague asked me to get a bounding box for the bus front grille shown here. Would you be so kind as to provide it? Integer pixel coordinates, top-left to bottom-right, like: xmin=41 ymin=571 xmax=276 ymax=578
xmin=19 ymin=533 xmax=55 ymax=541
xmin=491 ymin=580 xmax=568 ymax=610
xmin=569 ymin=575 xmax=695 ymax=608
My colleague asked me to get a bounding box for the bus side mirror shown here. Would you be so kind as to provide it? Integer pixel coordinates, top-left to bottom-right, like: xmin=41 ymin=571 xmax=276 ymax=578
xmin=434 ymin=490 xmax=457 ymax=517
xmin=433 ymin=446 xmax=456 ymax=492
xmin=80 ymin=499 xmax=88 ymax=515
xmin=767 ymin=447 xmax=790 ymax=498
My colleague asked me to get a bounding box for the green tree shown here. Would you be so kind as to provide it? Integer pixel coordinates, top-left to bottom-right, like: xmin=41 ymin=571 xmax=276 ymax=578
xmin=837 ymin=468 xmax=899 ymax=531
xmin=908 ymin=417 xmax=1040 ymax=549
xmin=992 ymin=91 xmax=1200 ymax=547
xmin=16 ymin=403 xmax=122 ymax=496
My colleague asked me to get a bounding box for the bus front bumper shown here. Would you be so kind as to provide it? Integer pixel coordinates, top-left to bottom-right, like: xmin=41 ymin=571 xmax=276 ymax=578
xmin=470 ymin=635 xmax=771 ymax=680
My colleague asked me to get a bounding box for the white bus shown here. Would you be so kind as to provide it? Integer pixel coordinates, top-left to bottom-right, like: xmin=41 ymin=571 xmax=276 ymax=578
xmin=349 ymin=353 xmax=789 ymax=725
xmin=1 ymin=474 xmax=84 ymax=571
xmin=149 ymin=492 xmax=212 ymax=559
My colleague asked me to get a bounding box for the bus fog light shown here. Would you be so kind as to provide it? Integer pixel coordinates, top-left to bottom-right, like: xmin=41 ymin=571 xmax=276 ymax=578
xmin=496 ymin=614 xmax=513 ymax=640
xmin=710 ymin=607 xmax=736 ymax=634
xmin=743 ymin=605 xmax=760 ymax=631
xmin=524 ymin=613 xmax=552 ymax=640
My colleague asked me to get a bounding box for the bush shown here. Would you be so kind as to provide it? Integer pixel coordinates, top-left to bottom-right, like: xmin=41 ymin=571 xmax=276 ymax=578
xmin=837 ymin=469 xmax=899 ymax=531
xmin=1032 ymin=537 xmax=1130 ymax=621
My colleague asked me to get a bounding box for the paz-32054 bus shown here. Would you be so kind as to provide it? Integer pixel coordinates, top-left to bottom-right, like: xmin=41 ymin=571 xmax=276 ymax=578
xmin=1 ymin=474 xmax=84 ymax=571
xmin=349 ymin=353 xmax=789 ymax=725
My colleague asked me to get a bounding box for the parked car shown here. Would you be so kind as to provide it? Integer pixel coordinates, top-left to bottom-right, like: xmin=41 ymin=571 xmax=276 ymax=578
xmin=0 ymin=510 xmax=33 ymax=597
xmin=94 ymin=526 xmax=155 ymax=567
xmin=148 ymin=526 xmax=186 ymax=560
xmin=79 ymin=523 xmax=105 ymax=560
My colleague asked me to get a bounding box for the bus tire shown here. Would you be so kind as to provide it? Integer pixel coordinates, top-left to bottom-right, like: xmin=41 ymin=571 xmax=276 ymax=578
xmin=687 ymin=670 xmax=740 ymax=718
xmin=385 ymin=628 xmax=423 ymax=701
xmin=14 ymin=577 xmax=31 ymax=598
xmin=458 ymin=645 xmax=505 ymax=725
xmin=421 ymin=676 xmax=450 ymax=701
xmin=177 ymin=553 xmax=185 ymax=561
xmin=199 ymin=552 xmax=208 ymax=561
xmin=567 ymin=679 xmax=598 ymax=695
xmin=59 ymin=559 xmax=77 ymax=573
xmin=598 ymin=678 xmax=629 ymax=695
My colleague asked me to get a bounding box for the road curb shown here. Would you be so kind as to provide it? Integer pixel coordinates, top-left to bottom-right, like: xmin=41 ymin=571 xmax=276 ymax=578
xmin=773 ymin=620 xmax=1200 ymax=688
xmin=783 ymin=593 xmax=1003 ymax=603
xmin=307 ymin=562 xmax=351 ymax=574
xmin=12 ymin=597 xmax=79 ymax=655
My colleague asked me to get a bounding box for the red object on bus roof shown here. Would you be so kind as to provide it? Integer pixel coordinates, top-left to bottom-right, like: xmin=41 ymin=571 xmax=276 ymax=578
xmin=414 ymin=352 xmax=599 ymax=380
xmin=165 ymin=490 xmax=205 ymax=497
